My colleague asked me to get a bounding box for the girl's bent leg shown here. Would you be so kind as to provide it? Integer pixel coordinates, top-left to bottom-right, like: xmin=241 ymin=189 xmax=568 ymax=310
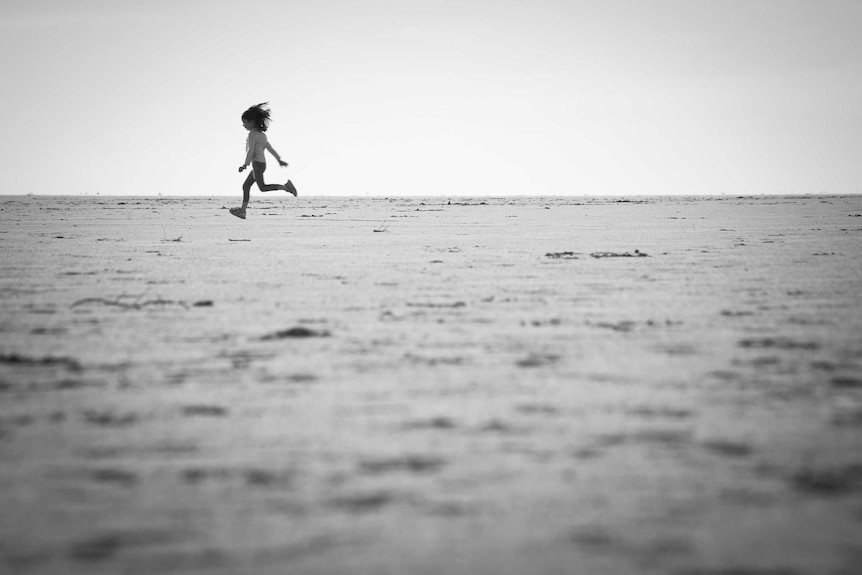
xmin=252 ymin=161 xmax=286 ymax=192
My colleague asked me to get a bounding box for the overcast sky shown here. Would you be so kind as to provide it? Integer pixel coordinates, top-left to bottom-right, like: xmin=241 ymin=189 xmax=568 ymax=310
xmin=1 ymin=0 xmax=860 ymax=197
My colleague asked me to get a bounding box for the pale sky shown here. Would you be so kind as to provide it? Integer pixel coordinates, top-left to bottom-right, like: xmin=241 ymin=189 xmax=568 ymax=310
xmin=1 ymin=0 xmax=860 ymax=196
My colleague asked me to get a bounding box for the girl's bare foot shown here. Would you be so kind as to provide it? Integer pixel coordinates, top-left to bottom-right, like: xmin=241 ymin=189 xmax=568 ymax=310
xmin=285 ymin=180 xmax=298 ymax=197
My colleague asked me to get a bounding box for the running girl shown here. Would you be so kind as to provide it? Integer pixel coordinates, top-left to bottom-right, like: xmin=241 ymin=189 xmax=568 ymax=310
xmin=230 ymin=102 xmax=297 ymax=219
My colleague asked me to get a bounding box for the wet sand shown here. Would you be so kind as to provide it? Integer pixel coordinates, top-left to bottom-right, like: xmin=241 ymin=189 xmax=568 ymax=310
xmin=1 ymin=195 xmax=861 ymax=574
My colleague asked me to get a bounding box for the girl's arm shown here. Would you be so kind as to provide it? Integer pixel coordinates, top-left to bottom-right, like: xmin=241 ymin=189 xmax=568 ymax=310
xmin=239 ymin=133 xmax=256 ymax=172
xmin=266 ymin=142 xmax=288 ymax=167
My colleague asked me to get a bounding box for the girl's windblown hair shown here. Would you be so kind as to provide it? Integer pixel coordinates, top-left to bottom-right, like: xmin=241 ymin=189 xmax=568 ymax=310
xmin=241 ymin=102 xmax=272 ymax=132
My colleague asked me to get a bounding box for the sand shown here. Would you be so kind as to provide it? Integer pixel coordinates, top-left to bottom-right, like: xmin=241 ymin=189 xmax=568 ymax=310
xmin=1 ymin=194 xmax=861 ymax=574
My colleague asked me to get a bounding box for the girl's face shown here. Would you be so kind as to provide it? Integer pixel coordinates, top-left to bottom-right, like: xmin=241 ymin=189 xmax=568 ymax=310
xmin=242 ymin=118 xmax=255 ymax=130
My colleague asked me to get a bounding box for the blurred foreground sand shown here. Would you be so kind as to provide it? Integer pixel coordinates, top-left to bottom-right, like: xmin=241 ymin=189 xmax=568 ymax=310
xmin=1 ymin=195 xmax=861 ymax=574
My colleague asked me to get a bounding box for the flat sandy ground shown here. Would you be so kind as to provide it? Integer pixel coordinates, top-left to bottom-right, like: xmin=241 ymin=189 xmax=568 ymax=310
xmin=1 ymin=195 xmax=861 ymax=575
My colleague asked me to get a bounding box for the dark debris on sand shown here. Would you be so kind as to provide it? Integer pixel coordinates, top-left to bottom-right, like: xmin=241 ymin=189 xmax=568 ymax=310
xmin=260 ymin=327 xmax=331 ymax=340
xmin=546 ymin=249 xmax=649 ymax=259
xmin=70 ymin=297 xmax=189 ymax=311
xmin=590 ymin=250 xmax=649 ymax=258
xmin=790 ymin=464 xmax=862 ymax=497
xmin=545 ymin=251 xmax=580 ymax=259
xmin=0 ymin=353 xmax=82 ymax=371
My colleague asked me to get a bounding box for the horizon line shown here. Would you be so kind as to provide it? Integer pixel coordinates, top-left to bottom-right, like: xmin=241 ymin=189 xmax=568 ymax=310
xmin=2 ymin=192 xmax=861 ymax=200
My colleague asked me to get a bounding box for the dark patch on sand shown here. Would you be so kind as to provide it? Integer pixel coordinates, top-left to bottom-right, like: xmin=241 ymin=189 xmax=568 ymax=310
xmin=182 ymin=467 xmax=232 ymax=484
xmin=53 ymin=378 xmax=103 ymax=391
xmin=405 ymin=353 xmax=465 ymax=366
xmin=738 ymin=337 xmax=820 ymax=351
xmin=285 ymin=373 xmax=319 ymax=384
xmin=0 ymin=353 xmax=81 ymax=371
xmin=79 ymin=446 xmax=131 ymax=460
xmin=516 ymin=403 xmax=560 ymax=416
xmin=590 ymin=320 xmax=637 ymax=332
xmin=589 ymin=319 xmax=681 ymax=333
xmin=422 ymin=499 xmax=477 ymax=517
xmin=569 ymin=526 xmax=618 ymax=550
xmin=71 ymin=297 xmax=189 ymax=311
xmin=790 ymin=465 xmax=862 ymax=496
xmin=260 ymin=326 xmax=331 ymax=340
xmin=245 ymin=468 xmax=295 ymax=488
xmin=30 ymin=326 xmax=68 ymax=335
xmin=545 ymin=251 xmax=580 ymax=259
xmin=626 ymin=406 xmax=694 ymax=420
xmin=181 ymin=405 xmax=228 ymax=417
xmin=358 ymin=455 xmax=447 ymax=475
xmin=721 ymin=310 xmax=755 ymax=317
xmin=811 ymin=360 xmax=838 ymax=371
xmin=744 ymin=356 xmax=783 ymax=368
xmin=182 ymin=466 xmax=294 ymax=488
xmin=591 ymin=434 xmax=628 ymax=449
xmin=406 ymin=301 xmax=467 ymax=309
xmin=591 ymin=250 xmax=648 ymax=258
xmin=403 ymin=417 xmax=458 ymax=431
xmin=633 ymin=429 xmax=693 ymax=446
xmin=516 ymin=353 xmax=559 ymax=368
xmin=572 ymin=446 xmax=605 ymax=460
xmin=709 ymin=370 xmax=741 ymax=381
xmin=718 ymin=488 xmax=777 ymax=507
xmin=220 ymin=349 xmax=275 ymax=369
xmin=91 ymin=468 xmax=138 ymax=486
xmin=830 ymin=376 xmax=862 ymax=389
xmin=68 ymin=529 xmax=176 ymax=562
xmin=521 ymin=318 xmax=563 ymax=327
xmin=479 ymin=419 xmax=527 ymax=435
xmin=69 ymin=535 xmax=123 ymax=562
xmin=832 ymin=408 xmax=862 ymax=427
xmin=329 ymin=491 xmax=396 ymax=514
xmin=661 ymin=344 xmax=698 ymax=356
xmin=2 ymin=414 xmax=34 ymax=428
xmin=83 ymin=410 xmax=138 ymax=427
xmin=701 ymin=440 xmax=754 ymax=458
xmin=587 ymin=429 xmax=691 ymax=451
